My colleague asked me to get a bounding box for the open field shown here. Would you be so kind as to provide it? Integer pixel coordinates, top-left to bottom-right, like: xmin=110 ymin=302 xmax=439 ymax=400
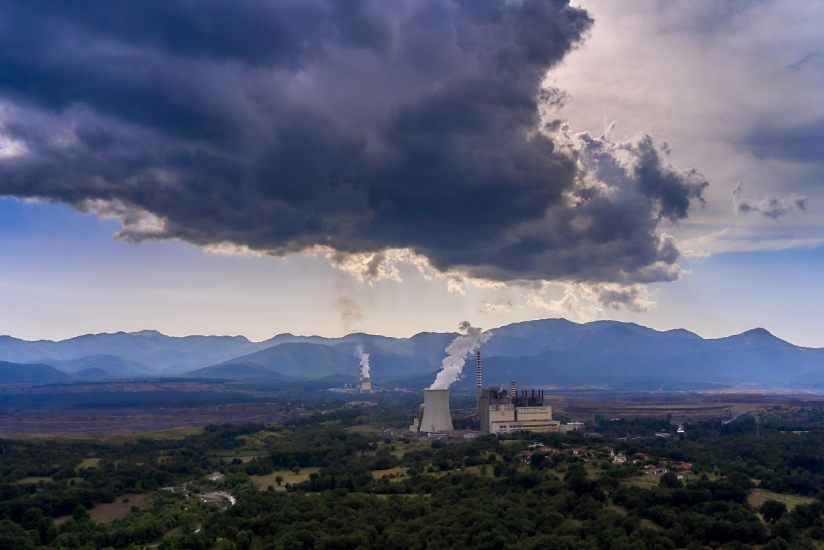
xmin=0 ymin=379 xmax=307 ymax=438
xmin=748 ymin=489 xmax=815 ymax=511
xmin=374 ymin=439 xmax=431 ymax=459
xmin=545 ymin=391 xmax=824 ymax=423
xmin=250 ymin=467 xmax=321 ymax=490
xmin=78 ymin=457 xmax=100 ymax=469
xmin=16 ymin=476 xmax=52 ymax=484
xmin=218 ymin=453 xmax=267 ymax=464
xmin=54 ymin=493 xmax=152 ymax=525
xmin=624 ymin=476 xmax=662 ymax=489
xmin=114 ymin=426 xmax=206 ymax=442
xmin=0 ymin=401 xmax=289 ymax=439
xmin=372 ymin=467 xmax=408 ymax=480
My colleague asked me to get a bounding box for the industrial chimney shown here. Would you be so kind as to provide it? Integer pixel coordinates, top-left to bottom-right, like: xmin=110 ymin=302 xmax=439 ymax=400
xmin=476 ymin=351 xmax=482 ymax=411
xmin=419 ymin=388 xmax=453 ymax=433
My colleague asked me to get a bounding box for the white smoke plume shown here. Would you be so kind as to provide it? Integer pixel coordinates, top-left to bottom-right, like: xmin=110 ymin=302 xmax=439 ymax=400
xmin=357 ymin=346 xmax=370 ymax=380
xmin=430 ymin=322 xmax=491 ymax=390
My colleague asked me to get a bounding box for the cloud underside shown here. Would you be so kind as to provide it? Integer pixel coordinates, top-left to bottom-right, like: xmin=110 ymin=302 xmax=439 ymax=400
xmin=733 ymin=183 xmax=807 ymax=220
xmin=0 ymin=0 xmax=707 ymax=289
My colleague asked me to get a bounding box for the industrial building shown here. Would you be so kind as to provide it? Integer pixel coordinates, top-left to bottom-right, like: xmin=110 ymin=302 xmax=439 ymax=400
xmin=479 ymin=385 xmax=560 ymax=434
xmin=415 ymin=351 xmax=559 ymax=436
xmin=476 ymin=352 xmax=559 ymax=434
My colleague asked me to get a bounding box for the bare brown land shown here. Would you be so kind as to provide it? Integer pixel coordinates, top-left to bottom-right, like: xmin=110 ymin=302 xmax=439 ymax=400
xmin=0 ymin=403 xmax=290 ymax=439
xmin=545 ymin=391 xmax=824 ymax=424
xmin=54 ymin=493 xmax=152 ymax=525
xmin=2 ymin=381 xmax=823 ymax=439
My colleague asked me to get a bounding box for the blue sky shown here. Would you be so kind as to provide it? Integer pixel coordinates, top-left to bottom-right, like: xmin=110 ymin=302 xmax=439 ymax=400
xmin=1 ymin=0 xmax=823 ymax=346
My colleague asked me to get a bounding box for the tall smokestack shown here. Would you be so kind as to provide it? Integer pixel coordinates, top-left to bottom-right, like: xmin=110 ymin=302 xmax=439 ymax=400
xmin=510 ymin=381 xmax=516 ymax=400
xmin=419 ymin=389 xmax=453 ymax=433
xmin=476 ymin=351 xmax=482 ymax=412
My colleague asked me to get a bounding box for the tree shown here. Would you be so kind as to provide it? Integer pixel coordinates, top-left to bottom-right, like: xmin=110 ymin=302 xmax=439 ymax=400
xmin=760 ymin=500 xmax=788 ymax=524
xmin=72 ymin=504 xmax=89 ymax=522
xmin=236 ymin=529 xmax=253 ymax=550
xmin=0 ymin=520 xmax=35 ymax=550
xmin=659 ymin=472 xmax=682 ymax=489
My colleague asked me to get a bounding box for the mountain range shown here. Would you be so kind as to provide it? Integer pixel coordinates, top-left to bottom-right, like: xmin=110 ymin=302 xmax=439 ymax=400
xmin=1 ymin=319 xmax=823 ymax=390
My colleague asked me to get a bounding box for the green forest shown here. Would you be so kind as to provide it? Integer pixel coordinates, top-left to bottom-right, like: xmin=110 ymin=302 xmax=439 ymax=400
xmin=3 ymin=405 xmax=824 ymax=550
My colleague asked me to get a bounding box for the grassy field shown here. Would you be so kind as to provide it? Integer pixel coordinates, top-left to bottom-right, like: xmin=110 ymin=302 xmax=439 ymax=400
xmin=373 ymin=439 xmax=431 ymax=459
xmin=237 ymin=431 xmax=282 ymax=446
xmin=624 ymin=476 xmax=662 ymax=489
xmin=133 ymin=426 xmax=204 ymax=440
xmin=78 ymin=457 xmax=100 ymax=469
xmin=608 ymin=503 xmax=628 ymax=515
xmin=16 ymin=476 xmax=53 ymax=484
xmin=250 ymin=467 xmax=321 ymax=491
xmin=748 ymin=489 xmax=815 ymax=511
xmin=371 ymin=467 xmax=408 ymax=480
xmin=460 ymin=465 xmax=495 ymax=478
xmin=107 ymin=426 xmax=204 ymax=443
xmin=219 ymin=455 xmax=263 ymax=464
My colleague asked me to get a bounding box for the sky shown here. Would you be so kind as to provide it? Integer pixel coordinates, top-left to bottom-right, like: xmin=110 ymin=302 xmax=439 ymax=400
xmin=1 ymin=0 xmax=823 ymax=346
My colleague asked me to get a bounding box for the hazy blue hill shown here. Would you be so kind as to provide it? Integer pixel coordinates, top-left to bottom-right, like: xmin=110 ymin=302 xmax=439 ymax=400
xmin=387 ymin=332 xmax=458 ymax=365
xmin=662 ymin=328 xmax=702 ymax=339
xmin=204 ymin=343 xmax=358 ymax=379
xmin=482 ymin=318 xmax=582 ymax=356
xmin=3 ymin=319 xmax=824 ymax=390
xmin=0 ymin=360 xmax=71 ymax=384
xmin=46 ymin=331 xmax=260 ymax=369
xmin=46 ymin=354 xmax=154 ymax=377
xmin=0 ymin=331 xmax=264 ymax=374
xmin=0 ymin=335 xmax=58 ymax=364
xmin=184 ymin=362 xmax=292 ymax=382
xmin=456 ymin=324 xmax=824 ymax=390
xmin=72 ymin=367 xmax=113 ymax=380
xmin=255 ymin=333 xmax=332 ymax=348
xmin=338 ymin=333 xmax=407 ymax=350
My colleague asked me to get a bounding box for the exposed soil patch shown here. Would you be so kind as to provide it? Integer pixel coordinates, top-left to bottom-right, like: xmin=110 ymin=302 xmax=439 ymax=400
xmin=54 ymin=493 xmax=152 ymax=525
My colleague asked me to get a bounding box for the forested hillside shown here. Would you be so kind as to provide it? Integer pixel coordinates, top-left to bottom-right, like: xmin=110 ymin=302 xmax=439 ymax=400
xmin=1 ymin=405 xmax=824 ymax=549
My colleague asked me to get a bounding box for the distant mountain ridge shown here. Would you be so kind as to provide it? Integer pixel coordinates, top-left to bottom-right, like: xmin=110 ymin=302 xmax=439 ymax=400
xmin=1 ymin=320 xmax=823 ymax=390
xmin=0 ymin=360 xmax=70 ymax=384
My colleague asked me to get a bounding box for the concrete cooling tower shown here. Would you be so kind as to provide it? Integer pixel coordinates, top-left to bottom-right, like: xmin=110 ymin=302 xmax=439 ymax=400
xmin=419 ymin=388 xmax=453 ymax=433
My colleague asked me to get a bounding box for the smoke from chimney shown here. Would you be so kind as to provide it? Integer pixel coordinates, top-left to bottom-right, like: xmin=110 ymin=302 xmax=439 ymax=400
xmin=357 ymin=345 xmax=370 ymax=380
xmin=430 ymin=321 xmax=491 ymax=390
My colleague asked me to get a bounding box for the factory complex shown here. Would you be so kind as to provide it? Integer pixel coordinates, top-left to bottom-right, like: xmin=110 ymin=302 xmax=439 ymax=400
xmin=413 ymin=351 xmax=562 ymax=436
xmin=479 ymin=384 xmax=559 ymax=435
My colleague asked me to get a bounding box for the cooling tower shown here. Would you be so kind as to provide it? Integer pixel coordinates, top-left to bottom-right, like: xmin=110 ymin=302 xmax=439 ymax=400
xmin=419 ymin=389 xmax=453 ymax=433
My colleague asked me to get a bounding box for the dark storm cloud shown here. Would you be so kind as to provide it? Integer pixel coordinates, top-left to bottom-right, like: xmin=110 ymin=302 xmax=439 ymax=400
xmin=0 ymin=0 xmax=707 ymax=285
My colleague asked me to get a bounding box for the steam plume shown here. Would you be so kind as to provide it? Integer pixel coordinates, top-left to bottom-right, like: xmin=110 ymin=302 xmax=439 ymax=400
xmin=357 ymin=346 xmax=370 ymax=380
xmin=430 ymin=322 xmax=491 ymax=390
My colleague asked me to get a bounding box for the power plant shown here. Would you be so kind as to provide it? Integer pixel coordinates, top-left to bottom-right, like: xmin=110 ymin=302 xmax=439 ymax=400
xmin=479 ymin=386 xmax=559 ymax=434
xmin=359 ymin=372 xmax=372 ymax=393
xmin=416 ymin=350 xmax=559 ymax=436
xmin=358 ymin=350 xmax=372 ymax=393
